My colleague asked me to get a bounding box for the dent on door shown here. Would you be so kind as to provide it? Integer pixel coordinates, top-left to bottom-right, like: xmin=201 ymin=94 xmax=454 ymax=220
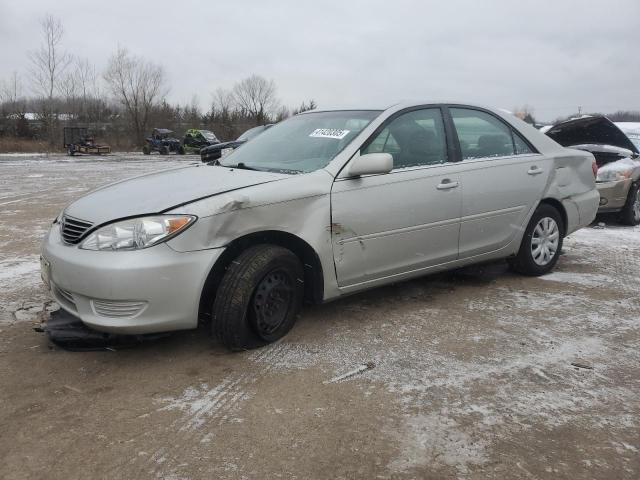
xmin=331 ymin=167 xmax=462 ymax=288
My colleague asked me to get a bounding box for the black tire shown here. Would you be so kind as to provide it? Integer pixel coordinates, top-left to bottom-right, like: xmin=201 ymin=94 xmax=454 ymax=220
xmin=619 ymin=182 xmax=640 ymax=226
xmin=160 ymin=146 xmax=168 ymax=155
xmin=508 ymin=204 xmax=564 ymax=276
xmin=67 ymin=147 xmax=74 ymax=156
xmin=212 ymin=245 xmax=304 ymax=351
xmin=178 ymin=145 xmax=185 ymax=155
xmin=142 ymin=145 xmax=150 ymax=155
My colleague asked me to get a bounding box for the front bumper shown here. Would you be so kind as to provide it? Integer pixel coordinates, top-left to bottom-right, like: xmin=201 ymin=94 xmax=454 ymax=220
xmin=596 ymin=179 xmax=632 ymax=212
xmin=41 ymin=224 xmax=223 ymax=334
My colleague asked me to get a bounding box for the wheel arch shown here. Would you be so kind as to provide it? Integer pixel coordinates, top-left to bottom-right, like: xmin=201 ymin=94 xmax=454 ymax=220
xmin=198 ymin=230 xmax=324 ymax=323
xmin=539 ymin=197 xmax=568 ymax=235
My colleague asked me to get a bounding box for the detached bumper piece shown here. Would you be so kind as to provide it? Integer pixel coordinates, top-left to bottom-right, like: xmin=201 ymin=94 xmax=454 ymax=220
xmin=37 ymin=309 xmax=169 ymax=351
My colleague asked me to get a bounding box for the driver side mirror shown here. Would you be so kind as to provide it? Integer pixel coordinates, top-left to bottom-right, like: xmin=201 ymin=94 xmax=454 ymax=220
xmin=345 ymin=152 xmax=393 ymax=177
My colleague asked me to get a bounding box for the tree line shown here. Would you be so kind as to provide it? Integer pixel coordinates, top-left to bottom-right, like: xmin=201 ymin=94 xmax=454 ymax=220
xmin=0 ymin=14 xmax=315 ymax=150
xmin=2 ymin=14 xmax=639 ymax=152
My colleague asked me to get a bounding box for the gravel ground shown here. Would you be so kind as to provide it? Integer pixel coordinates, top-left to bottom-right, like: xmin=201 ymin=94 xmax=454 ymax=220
xmin=0 ymin=154 xmax=638 ymax=479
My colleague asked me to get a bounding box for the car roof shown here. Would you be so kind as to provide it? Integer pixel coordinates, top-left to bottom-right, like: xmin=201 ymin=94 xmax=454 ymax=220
xmin=303 ymin=101 xmax=500 ymax=114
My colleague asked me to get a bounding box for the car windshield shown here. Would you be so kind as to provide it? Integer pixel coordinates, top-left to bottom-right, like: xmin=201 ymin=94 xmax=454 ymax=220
xmin=625 ymin=133 xmax=640 ymax=150
xmin=219 ymin=110 xmax=381 ymax=173
xmin=237 ymin=126 xmax=266 ymax=142
xmin=201 ymin=130 xmax=217 ymax=141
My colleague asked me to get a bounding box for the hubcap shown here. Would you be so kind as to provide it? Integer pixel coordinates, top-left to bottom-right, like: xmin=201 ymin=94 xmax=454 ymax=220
xmin=633 ymin=189 xmax=640 ymax=221
xmin=251 ymin=270 xmax=293 ymax=338
xmin=531 ymin=217 xmax=559 ymax=266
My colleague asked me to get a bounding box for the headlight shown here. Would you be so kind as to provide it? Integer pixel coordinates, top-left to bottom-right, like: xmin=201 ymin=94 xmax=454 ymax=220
xmin=79 ymin=215 xmax=196 ymax=251
xmin=596 ymin=168 xmax=633 ymax=182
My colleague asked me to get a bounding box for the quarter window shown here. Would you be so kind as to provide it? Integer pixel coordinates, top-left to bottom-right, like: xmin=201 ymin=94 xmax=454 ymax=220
xmin=362 ymin=109 xmax=448 ymax=169
xmin=450 ymin=108 xmax=533 ymax=159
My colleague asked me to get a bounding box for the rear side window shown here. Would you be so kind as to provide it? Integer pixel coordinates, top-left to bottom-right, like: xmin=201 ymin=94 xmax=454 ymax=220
xmin=362 ymin=108 xmax=448 ymax=169
xmin=450 ymin=108 xmax=533 ymax=159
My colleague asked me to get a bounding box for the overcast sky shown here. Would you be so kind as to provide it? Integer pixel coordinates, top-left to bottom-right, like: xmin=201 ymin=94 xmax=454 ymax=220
xmin=1 ymin=0 xmax=638 ymax=121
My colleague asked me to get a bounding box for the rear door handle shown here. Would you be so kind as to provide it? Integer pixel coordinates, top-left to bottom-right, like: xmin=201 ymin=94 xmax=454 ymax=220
xmin=527 ymin=166 xmax=543 ymax=175
xmin=436 ymin=179 xmax=459 ymax=190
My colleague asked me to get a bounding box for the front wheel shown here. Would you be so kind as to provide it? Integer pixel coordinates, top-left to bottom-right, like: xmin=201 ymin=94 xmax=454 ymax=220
xmin=619 ymin=182 xmax=640 ymax=226
xmin=508 ymin=204 xmax=564 ymax=276
xmin=212 ymin=245 xmax=304 ymax=351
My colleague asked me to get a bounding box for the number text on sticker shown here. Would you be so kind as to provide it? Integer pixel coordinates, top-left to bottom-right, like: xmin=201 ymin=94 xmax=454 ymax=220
xmin=309 ymin=128 xmax=350 ymax=140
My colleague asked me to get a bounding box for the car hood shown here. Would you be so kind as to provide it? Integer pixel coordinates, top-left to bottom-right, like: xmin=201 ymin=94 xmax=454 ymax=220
xmin=64 ymin=164 xmax=289 ymax=226
xmin=545 ymin=115 xmax=639 ymax=154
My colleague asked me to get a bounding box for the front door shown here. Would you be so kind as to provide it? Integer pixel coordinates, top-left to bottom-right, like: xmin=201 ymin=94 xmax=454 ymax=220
xmin=331 ymin=108 xmax=462 ymax=288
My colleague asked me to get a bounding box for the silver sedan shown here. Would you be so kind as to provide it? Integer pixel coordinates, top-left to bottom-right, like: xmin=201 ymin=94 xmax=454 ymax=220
xmin=41 ymin=102 xmax=600 ymax=350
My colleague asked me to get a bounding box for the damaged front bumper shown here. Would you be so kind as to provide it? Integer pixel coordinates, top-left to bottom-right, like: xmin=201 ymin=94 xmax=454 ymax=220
xmin=41 ymin=223 xmax=223 ymax=334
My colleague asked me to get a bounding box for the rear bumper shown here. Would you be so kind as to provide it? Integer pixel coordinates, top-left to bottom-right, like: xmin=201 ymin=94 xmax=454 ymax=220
xmin=562 ymin=188 xmax=600 ymax=235
xmin=596 ymin=179 xmax=632 ymax=212
xmin=41 ymin=224 xmax=223 ymax=334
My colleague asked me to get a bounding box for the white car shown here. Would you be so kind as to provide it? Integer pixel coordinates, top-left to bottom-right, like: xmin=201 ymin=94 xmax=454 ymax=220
xmin=42 ymin=102 xmax=600 ymax=350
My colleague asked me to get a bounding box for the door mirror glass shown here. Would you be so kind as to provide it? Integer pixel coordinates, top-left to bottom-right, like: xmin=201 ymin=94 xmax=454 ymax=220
xmin=345 ymin=152 xmax=393 ymax=177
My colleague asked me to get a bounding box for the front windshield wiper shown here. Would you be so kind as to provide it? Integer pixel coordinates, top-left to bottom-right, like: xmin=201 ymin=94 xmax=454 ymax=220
xmin=225 ymin=162 xmax=261 ymax=171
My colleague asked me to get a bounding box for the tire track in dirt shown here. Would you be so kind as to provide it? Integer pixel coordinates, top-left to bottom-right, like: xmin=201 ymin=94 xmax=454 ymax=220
xmin=140 ymin=342 xmax=292 ymax=478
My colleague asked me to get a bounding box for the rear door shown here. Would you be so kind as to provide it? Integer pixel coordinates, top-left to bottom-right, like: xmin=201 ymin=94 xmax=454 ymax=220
xmin=331 ymin=107 xmax=462 ymax=287
xmin=448 ymin=107 xmax=552 ymax=258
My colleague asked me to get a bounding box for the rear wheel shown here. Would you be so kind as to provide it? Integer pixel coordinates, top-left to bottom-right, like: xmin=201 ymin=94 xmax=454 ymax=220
xmin=212 ymin=245 xmax=304 ymax=351
xmin=508 ymin=204 xmax=564 ymax=276
xmin=619 ymin=182 xmax=640 ymax=226
xmin=142 ymin=145 xmax=150 ymax=155
xmin=178 ymin=145 xmax=185 ymax=155
xmin=160 ymin=145 xmax=168 ymax=155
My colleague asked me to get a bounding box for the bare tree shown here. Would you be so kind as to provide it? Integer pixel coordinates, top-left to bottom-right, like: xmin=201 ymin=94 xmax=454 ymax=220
xmin=103 ymin=47 xmax=167 ymax=144
xmin=28 ymin=14 xmax=71 ymax=142
xmin=232 ymin=75 xmax=279 ymax=124
xmin=274 ymin=105 xmax=290 ymax=122
xmin=292 ymin=99 xmax=317 ymax=115
xmin=29 ymin=15 xmax=71 ymax=103
xmin=0 ymin=72 xmax=23 ymax=108
xmin=211 ymin=87 xmax=234 ymax=116
xmin=0 ymin=72 xmax=29 ymax=137
xmin=73 ymin=57 xmax=98 ymax=119
xmin=59 ymin=69 xmax=79 ymax=118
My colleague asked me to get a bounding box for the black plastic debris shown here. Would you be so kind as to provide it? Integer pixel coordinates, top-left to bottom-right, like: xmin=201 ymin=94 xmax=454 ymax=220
xmin=36 ymin=309 xmax=169 ymax=351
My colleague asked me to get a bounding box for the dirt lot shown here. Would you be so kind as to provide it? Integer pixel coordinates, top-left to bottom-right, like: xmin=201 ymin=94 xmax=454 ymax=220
xmin=0 ymin=153 xmax=638 ymax=479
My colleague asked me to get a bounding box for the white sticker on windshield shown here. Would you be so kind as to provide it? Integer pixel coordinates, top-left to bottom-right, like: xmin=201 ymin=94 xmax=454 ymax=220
xmin=309 ymin=128 xmax=350 ymax=139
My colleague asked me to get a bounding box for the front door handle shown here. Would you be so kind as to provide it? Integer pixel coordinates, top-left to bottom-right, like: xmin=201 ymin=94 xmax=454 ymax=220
xmin=527 ymin=166 xmax=543 ymax=175
xmin=436 ymin=179 xmax=459 ymax=190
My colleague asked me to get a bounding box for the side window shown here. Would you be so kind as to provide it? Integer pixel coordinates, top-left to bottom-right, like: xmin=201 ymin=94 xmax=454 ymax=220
xmin=450 ymin=108 xmax=532 ymax=159
xmin=513 ymin=132 xmax=533 ymax=155
xmin=362 ymin=108 xmax=448 ymax=169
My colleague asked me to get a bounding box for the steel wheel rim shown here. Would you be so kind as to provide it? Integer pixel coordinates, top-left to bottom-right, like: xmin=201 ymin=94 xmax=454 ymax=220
xmin=531 ymin=217 xmax=559 ymax=266
xmin=251 ymin=269 xmax=293 ymax=338
xmin=633 ymin=189 xmax=640 ymax=221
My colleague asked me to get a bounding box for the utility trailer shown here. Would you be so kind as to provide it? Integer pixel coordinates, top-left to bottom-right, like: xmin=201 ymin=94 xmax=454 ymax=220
xmin=63 ymin=127 xmax=111 ymax=156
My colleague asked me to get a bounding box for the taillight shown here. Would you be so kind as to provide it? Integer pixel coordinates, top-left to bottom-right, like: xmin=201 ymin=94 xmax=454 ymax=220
xmin=591 ymin=159 xmax=598 ymax=178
